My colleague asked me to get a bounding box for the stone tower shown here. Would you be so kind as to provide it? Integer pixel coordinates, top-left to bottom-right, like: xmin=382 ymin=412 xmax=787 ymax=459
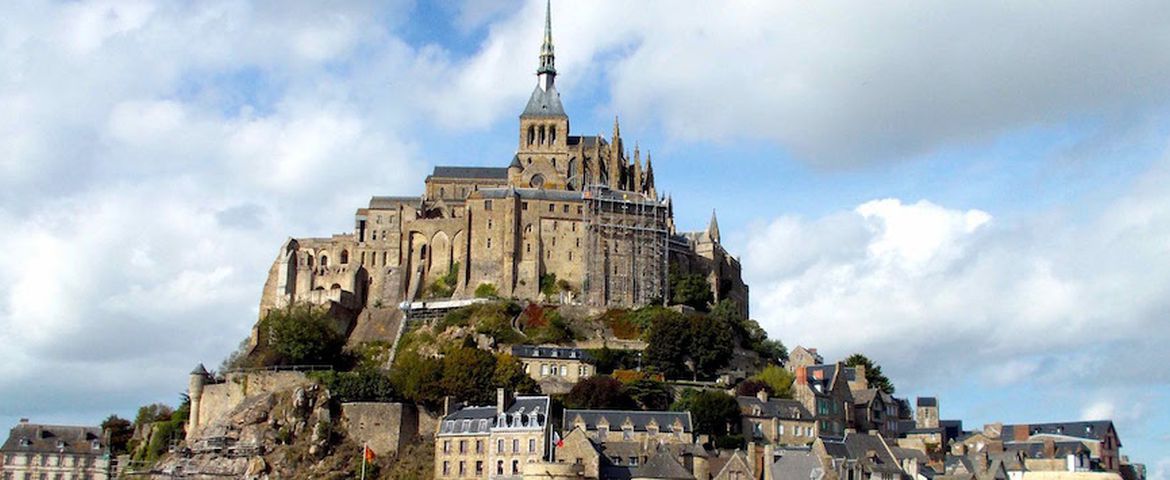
xmin=517 ymin=0 xmax=571 ymax=190
xmin=187 ymin=363 xmax=210 ymax=441
xmin=916 ymin=397 xmax=939 ymax=429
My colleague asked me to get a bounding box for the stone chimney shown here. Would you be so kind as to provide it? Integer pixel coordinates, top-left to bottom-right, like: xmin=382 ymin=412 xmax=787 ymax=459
xmin=796 ymin=366 xmax=808 ymax=385
xmin=763 ymin=444 xmax=775 ymax=480
xmin=757 ymin=389 xmax=769 ymax=403
xmin=853 ymin=364 xmax=867 ymax=389
xmin=1042 ymin=438 xmax=1056 ymax=459
xmin=497 ymin=388 xmax=512 ymax=415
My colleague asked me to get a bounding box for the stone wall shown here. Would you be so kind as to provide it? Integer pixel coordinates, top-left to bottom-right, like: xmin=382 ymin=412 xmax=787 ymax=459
xmin=190 ymin=371 xmax=314 ymax=439
xmin=340 ymin=402 xmax=419 ymax=457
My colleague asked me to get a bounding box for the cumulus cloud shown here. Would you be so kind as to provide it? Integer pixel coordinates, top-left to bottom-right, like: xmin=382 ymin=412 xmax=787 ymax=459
xmin=743 ymin=153 xmax=1170 ymax=391
xmin=423 ymin=1 xmax=1170 ymax=165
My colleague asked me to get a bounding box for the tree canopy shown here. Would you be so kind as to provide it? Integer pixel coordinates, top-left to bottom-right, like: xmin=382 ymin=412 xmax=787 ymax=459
xmin=845 ymin=353 xmax=895 ymax=394
xmin=671 ymin=389 xmax=740 ymax=437
xmin=256 ymin=304 xmax=345 ymax=367
xmin=751 ymin=365 xmax=794 ymax=399
xmin=671 ymin=273 xmax=714 ymax=311
xmin=564 ymin=376 xmax=636 ymax=410
xmin=101 ymin=415 xmax=133 ymax=454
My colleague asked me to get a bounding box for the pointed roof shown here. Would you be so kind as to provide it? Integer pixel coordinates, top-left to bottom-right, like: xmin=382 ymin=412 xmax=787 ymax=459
xmin=538 ymin=0 xmax=556 ymax=75
xmin=523 ymin=84 xmax=566 ymax=117
xmin=707 ymin=210 xmax=721 ymax=243
xmin=191 ymin=363 xmax=209 ymax=376
xmin=633 ymin=447 xmax=695 ymax=479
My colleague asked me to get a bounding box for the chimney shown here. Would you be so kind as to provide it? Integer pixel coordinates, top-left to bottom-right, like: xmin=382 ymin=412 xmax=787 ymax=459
xmin=764 ymin=444 xmax=775 ymax=480
xmin=983 ymin=423 xmax=1003 ymax=439
xmin=1012 ymin=425 xmax=1029 ymax=442
xmin=757 ymin=389 xmax=769 ymax=403
xmin=1042 ymin=438 xmax=1056 ymax=459
xmin=868 ymin=430 xmax=880 ymax=436
xmin=853 ymin=364 xmax=867 ymax=388
xmin=497 ymin=388 xmax=512 ymax=415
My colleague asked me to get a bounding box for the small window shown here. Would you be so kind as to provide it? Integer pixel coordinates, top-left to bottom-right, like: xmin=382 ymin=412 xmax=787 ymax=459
xmin=522 ymin=202 xmax=529 ymax=210
xmin=484 ymin=199 xmax=492 ymax=211
xmin=529 ymin=438 xmax=536 ymax=453
xmin=563 ymin=205 xmax=569 ymax=213
xmin=440 ymin=187 xmax=445 ymax=198
xmin=487 ymin=238 xmax=492 ymax=249
xmin=487 ymin=219 xmax=493 ymax=229
xmin=548 ymin=204 xmax=555 ymax=213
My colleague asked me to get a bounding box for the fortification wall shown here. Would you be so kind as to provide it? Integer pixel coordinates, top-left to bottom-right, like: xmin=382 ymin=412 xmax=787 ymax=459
xmin=191 ymin=371 xmax=313 ymax=438
xmin=341 ymin=402 xmax=419 ymax=456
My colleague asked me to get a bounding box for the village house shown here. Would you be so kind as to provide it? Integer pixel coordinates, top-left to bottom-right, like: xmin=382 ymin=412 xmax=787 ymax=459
xmin=792 ymin=364 xmax=856 ymax=437
xmin=1000 ymin=421 xmax=1121 ymax=473
xmin=0 ymin=419 xmax=111 ymax=480
xmin=434 ymin=390 xmax=552 ymax=480
xmin=737 ymin=390 xmax=817 ymax=446
xmin=510 ymin=345 xmax=593 ymax=394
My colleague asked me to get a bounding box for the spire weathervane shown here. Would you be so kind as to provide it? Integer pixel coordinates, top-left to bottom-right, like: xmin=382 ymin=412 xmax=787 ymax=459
xmin=537 ymin=0 xmax=556 ymax=91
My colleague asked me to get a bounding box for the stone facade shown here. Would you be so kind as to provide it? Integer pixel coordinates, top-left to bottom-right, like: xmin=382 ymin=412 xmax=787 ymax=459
xmin=511 ymin=345 xmax=593 ymax=394
xmin=341 ymin=402 xmax=420 ymax=457
xmin=434 ymin=390 xmax=552 ymax=480
xmin=737 ymin=391 xmax=818 ymax=446
xmin=186 ymin=366 xmax=314 ymax=441
xmin=0 ymin=420 xmax=110 ymax=480
xmin=793 ymin=364 xmax=856 ymax=437
xmin=255 ymin=1 xmax=749 ymax=328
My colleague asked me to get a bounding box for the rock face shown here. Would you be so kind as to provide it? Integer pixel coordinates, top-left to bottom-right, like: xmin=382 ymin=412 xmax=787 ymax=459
xmin=152 ymin=382 xmax=337 ymax=480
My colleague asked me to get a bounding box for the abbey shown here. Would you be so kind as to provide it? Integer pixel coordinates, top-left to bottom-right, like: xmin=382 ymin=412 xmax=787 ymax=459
xmin=258 ymin=4 xmax=747 ymax=320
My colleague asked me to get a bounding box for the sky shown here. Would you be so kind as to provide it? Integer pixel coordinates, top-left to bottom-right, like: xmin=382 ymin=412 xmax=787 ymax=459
xmin=0 ymin=0 xmax=1168 ymax=473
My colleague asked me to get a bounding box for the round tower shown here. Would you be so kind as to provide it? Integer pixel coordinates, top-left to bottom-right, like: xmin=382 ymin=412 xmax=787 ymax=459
xmin=186 ymin=363 xmax=209 ymax=441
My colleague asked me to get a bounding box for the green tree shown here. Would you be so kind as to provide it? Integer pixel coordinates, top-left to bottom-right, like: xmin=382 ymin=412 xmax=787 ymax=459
xmin=671 ymin=273 xmax=714 ymax=311
xmin=389 ymin=351 xmax=445 ymax=407
xmin=845 ymin=353 xmax=895 ymax=394
xmin=441 ymin=347 xmax=498 ymax=405
xmin=314 ymin=370 xmax=398 ymax=403
xmin=258 ymin=304 xmax=345 ymax=366
xmin=688 ymin=314 xmax=734 ymax=379
xmin=642 ymin=309 xmax=691 ymax=378
xmin=133 ymin=403 xmax=173 ymax=428
xmin=671 ymin=389 xmax=740 ymax=437
xmin=751 ymin=365 xmax=794 ymax=399
xmin=587 ymin=346 xmax=638 ymax=374
xmin=564 ymin=376 xmax=635 ymax=410
xmin=494 ymin=354 xmax=540 ymax=395
xmin=625 ymin=379 xmax=674 ymax=411
xmin=474 ymin=283 xmax=499 ymax=299
xmin=101 ymin=415 xmax=133 ymax=454
xmin=734 ymin=379 xmax=771 ymax=397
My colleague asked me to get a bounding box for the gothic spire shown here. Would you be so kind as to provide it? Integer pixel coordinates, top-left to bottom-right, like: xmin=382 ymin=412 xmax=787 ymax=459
xmin=708 ymin=209 xmax=721 ymax=243
xmin=537 ymin=0 xmax=556 ymax=91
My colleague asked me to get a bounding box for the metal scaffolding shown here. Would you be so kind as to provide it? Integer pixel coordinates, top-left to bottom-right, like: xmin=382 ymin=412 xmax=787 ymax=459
xmin=581 ymin=185 xmax=669 ymax=308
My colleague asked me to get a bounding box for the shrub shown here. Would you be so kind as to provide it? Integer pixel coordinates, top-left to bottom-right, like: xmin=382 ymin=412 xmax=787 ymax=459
xmin=751 ymin=365 xmax=794 ymax=399
xmin=564 ymin=376 xmax=635 ymax=410
xmin=256 ymin=304 xmax=345 ymax=367
xmin=586 ymin=347 xmax=640 ymax=374
xmin=670 ymin=272 xmax=713 ymax=311
xmin=671 ymin=389 xmax=740 ymax=437
xmin=440 ymin=347 xmax=499 ymax=405
xmin=525 ymin=310 xmax=574 ymax=344
xmin=312 ymin=370 xmax=398 ymax=403
xmin=596 ymin=309 xmax=639 ymax=339
xmin=540 ymin=273 xmax=559 ymax=297
xmin=427 ymin=262 xmax=460 ymax=298
xmin=474 ymin=283 xmax=499 ymax=299
xmin=735 ymin=379 xmax=772 ymax=397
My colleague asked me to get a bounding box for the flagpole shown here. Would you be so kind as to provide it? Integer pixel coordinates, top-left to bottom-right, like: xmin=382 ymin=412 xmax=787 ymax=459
xmin=361 ymin=442 xmax=367 ymax=480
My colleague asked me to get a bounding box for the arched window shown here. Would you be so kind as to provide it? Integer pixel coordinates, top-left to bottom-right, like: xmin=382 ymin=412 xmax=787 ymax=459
xmin=340 ymin=250 xmax=349 ymax=264
xmin=420 ymin=245 xmax=428 ymax=260
xmin=539 ymin=125 xmax=546 ymax=145
xmin=320 ymin=255 xmax=329 ymax=267
xmin=528 ymin=125 xmax=535 ymax=145
xmin=550 ymin=125 xmax=557 ymax=145
xmin=568 ymin=158 xmax=577 ymax=178
xmin=306 ymin=255 xmax=314 ymax=267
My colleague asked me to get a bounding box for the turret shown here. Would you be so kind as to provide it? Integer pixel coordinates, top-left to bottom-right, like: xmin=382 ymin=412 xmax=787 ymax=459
xmin=187 ymin=363 xmax=211 ymax=441
xmin=707 ymin=210 xmax=721 ymax=244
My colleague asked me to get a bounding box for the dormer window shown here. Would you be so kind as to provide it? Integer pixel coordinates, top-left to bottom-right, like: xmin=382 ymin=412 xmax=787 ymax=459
xmin=91 ymin=440 xmax=101 ymax=450
xmin=18 ymin=438 xmax=30 ymax=447
xmin=56 ymin=440 xmax=65 ymax=449
xmin=444 ymin=420 xmax=454 ymax=433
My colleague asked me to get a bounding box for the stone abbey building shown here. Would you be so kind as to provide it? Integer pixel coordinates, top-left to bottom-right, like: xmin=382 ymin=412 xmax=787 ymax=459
xmin=258 ymin=3 xmax=748 ymax=320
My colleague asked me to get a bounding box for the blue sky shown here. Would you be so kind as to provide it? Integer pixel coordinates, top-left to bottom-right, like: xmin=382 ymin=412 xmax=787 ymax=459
xmin=1 ymin=0 xmax=1168 ymax=474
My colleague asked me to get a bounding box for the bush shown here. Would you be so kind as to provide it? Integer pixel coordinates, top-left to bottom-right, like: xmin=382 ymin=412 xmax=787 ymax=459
xmin=440 ymin=347 xmax=499 ymax=405
xmin=625 ymin=379 xmax=674 ymax=411
xmin=734 ymin=379 xmax=772 ymax=397
xmin=586 ymin=347 xmax=640 ymax=374
xmin=670 ymin=272 xmax=713 ymax=311
xmin=540 ymin=273 xmax=559 ymax=297
xmin=713 ymin=434 xmax=746 ymax=450
xmin=474 ymin=283 xmax=499 ymax=299
xmin=596 ymin=309 xmax=639 ymax=339
xmin=525 ymin=310 xmax=574 ymax=344
xmin=751 ymin=365 xmax=794 ymax=399
xmin=427 ymin=262 xmax=460 ymax=298
xmin=256 ymin=304 xmax=345 ymax=367
xmin=101 ymin=416 xmax=133 ymax=454
xmin=564 ymin=376 xmax=635 ymax=410
xmin=312 ymin=370 xmax=398 ymax=403
xmin=389 ymin=351 xmax=445 ymax=408
xmin=671 ymin=389 xmax=740 ymax=437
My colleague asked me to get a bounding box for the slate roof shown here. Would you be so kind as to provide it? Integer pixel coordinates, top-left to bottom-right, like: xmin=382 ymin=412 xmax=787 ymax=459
xmin=890 ymin=446 xmax=930 ymax=465
xmin=632 ymin=448 xmax=695 ymax=480
xmin=522 ymin=85 xmax=566 ymax=117
xmin=511 ymin=345 xmax=591 ymax=361
xmin=1003 ymin=441 xmax=1090 ymax=459
xmin=1001 ymin=421 xmax=1115 ymax=443
xmin=918 ymin=397 xmax=938 ymax=407
xmin=1 ymin=422 xmax=106 ymax=456
xmin=430 ymin=166 xmax=510 ymax=180
xmin=438 ymin=396 xmax=550 ymax=436
xmin=369 ymin=195 xmax=422 ymax=209
xmin=772 ymin=448 xmax=825 ymax=480
xmin=736 ymin=396 xmax=813 ymax=421
xmin=567 ymin=135 xmax=604 ymax=147
xmin=477 ymin=187 xmax=584 ymax=202
xmin=564 ymin=410 xmax=692 ymax=433
xmin=845 ymin=432 xmax=904 ymax=475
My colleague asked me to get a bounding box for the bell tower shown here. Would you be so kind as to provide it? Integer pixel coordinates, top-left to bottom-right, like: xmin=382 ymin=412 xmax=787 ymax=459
xmin=517 ymin=0 xmax=570 ymax=189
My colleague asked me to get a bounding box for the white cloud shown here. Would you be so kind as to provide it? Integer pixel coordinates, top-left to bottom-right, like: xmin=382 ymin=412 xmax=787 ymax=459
xmin=743 ymin=152 xmax=1170 ymax=391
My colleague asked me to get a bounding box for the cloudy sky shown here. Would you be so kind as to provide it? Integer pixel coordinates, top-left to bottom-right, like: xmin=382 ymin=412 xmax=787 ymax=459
xmin=1 ymin=0 xmax=1168 ymax=473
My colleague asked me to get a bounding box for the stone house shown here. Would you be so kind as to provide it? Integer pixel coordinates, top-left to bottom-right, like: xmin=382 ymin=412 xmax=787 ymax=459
xmin=0 ymin=420 xmax=111 ymax=480
xmin=736 ymin=390 xmax=817 ymax=446
xmin=434 ymin=390 xmax=552 ymax=479
xmin=786 ymin=347 xmax=824 ymax=373
xmin=510 ymin=345 xmax=593 ymax=394
xmin=813 ymin=432 xmax=906 ymax=480
xmin=852 ymin=389 xmax=905 ymax=439
xmin=1001 ymin=421 xmax=1121 ymax=472
xmin=792 ymin=364 xmax=855 ymax=437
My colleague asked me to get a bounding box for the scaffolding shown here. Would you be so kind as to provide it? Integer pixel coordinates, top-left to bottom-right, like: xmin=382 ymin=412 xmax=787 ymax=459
xmin=582 ymin=185 xmax=670 ymax=308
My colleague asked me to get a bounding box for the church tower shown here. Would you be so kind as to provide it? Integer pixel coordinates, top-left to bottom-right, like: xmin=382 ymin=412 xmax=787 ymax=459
xmin=517 ymin=0 xmax=570 ymax=189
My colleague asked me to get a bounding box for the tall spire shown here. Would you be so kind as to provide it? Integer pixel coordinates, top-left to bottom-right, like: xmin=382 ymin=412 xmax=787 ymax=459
xmin=708 ymin=209 xmax=721 ymax=243
xmin=537 ymin=0 xmax=556 ymax=91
